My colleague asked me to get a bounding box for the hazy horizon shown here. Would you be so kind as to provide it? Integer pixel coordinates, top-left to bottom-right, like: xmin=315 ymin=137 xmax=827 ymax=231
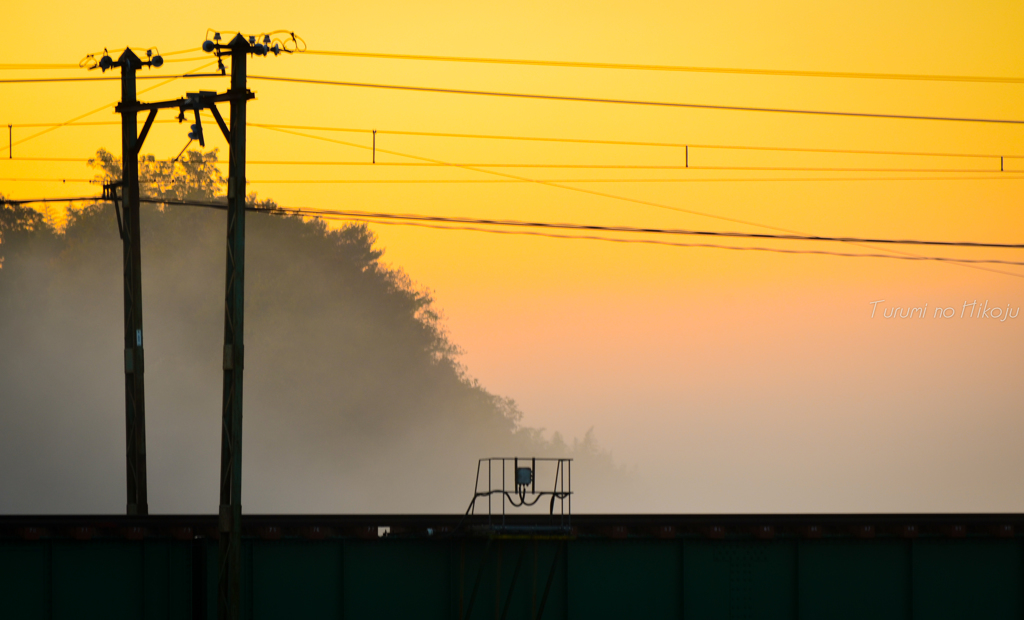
xmin=2 ymin=0 xmax=1022 ymax=515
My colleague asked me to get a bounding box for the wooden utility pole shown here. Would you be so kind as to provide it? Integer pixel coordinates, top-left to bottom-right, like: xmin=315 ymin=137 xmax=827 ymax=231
xmin=116 ymin=48 xmax=149 ymax=516
xmin=218 ymin=33 xmax=251 ymax=620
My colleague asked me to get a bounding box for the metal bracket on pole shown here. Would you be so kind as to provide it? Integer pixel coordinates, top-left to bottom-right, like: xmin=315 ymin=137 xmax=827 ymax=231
xmin=103 ymin=181 xmax=125 ymax=240
xmin=209 ymin=105 xmax=231 ymax=143
xmin=135 ymin=110 xmax=158 ymax=156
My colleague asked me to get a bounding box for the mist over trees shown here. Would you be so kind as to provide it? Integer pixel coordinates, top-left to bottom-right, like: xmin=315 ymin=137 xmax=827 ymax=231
xmin=0 ymin=149 xmax=626 ymax=514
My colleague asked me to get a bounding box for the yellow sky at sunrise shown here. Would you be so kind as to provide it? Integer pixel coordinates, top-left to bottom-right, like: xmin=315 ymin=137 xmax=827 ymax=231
xmin=2 ymin=0 xmax=1022 ymax=512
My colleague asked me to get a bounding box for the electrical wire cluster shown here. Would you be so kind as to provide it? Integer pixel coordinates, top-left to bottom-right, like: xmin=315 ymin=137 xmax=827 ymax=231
xmin=301 ymin=48 xmax=1024 ymax=85
xmin=2 ymin=32 xmax=1023 ymax=278
xmin=198 ymin=30 xmax=303 ymax=74
xmin=4 ymin=194 xmax=1019 ymax=269
xmin=203 ymin=29 xmax=304 ymax=56
xmin=80 ymin=47 xmax=164 ymax=71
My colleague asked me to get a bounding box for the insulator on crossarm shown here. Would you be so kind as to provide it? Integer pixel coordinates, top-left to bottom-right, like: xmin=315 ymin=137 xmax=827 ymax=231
xmin=188 ymin=123 xmax=205 ymax=147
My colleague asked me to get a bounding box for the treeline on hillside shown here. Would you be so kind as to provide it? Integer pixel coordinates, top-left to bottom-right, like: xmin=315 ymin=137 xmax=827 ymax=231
xmin=0 ymin=149 xmax=626 ymax=513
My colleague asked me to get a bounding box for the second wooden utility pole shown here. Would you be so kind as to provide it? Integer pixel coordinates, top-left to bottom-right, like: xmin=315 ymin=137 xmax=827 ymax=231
xmin=218 ymin=33 xmax=251 ymax=620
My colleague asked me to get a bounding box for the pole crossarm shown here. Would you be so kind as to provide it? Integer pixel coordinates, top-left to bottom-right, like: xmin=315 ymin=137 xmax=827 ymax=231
xmin=114 ymin=90 xmax=254 ymax=114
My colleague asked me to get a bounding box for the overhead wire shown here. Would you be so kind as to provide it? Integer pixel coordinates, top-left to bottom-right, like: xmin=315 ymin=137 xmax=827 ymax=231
xmin=0 ymin=121 xmax=177 ymax=128
xmin=250 ymin=124 xmax=953 ymax=233
xmin=243 ymin=176 xmax=1024 ymax=184
xmin=2 ymin=157 xmax=93 ymax=162
xmin=250 ymin=123 xmax=1024 ymax=160
xmin=0 ymin=73 xmax=224 ymax=84
xmin=160 ymin=56 xmax=212 ymax=64
xmin=5 ymin=158 xmax=1023 ymax=178
xmin=75 ymin=47 xmax=202 ymax=70
xmin=11 ymin=72 xmax=1020 ymax=124
xmin=6 ymin=60 xmax=219 ymax=151
xmin=290 ymin=215 xmax=1024 ymax=269
xmin=141 ymin=196 xmax=1024 ymax=252
xmin=3 ymin=195 xmax=1021 ymax=273
xmin=253 ymin=123 xmax=1024 ymax=279
xmin=0 ymin=195 xmax=99 ymax=204
xmin=0 ymin=178 xmax=94 ymax=183
xmin=7 ymin=119 xmax=1019 ymax=162
xmin=253 ymin=205 xmax=1024 ymax=250
xmin=203 ymin=30 xmax=306 ymax=52
xmin=3 ymin=59 xmax=1017 ymax=276
xmin=5 ymin=155 xmax=1023 ymax=175
xmin=160 ymin=47 xmax=204 ymax=57
xmin=145 ymin=197 xmax=1024 ymax=270
xmin=240 ymin=164 xmax=1021 ymax=173
xmin=0 ymin=64 xmax=81 ymax=70
xmin=8 ymin=193 xmax=1020 ymax=249
xmin=247 ymin=75 xmax=1024 ymax=125
xmin=302 ymin=49 xmax=1024 ymax=84
xmin=6 ymin=175 xmax=1024 ymax=186
xmin=12 ymin=118 xmax=1019 ymax=160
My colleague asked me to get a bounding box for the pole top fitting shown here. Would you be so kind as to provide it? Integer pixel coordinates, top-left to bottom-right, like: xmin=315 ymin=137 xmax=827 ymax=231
xmin=117 ymin=48 xmax=144 ymax=70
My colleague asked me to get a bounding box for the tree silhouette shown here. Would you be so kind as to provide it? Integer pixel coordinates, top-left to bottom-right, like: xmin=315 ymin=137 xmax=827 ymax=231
xmin=0 ymin=150 xmax=625 ymax=513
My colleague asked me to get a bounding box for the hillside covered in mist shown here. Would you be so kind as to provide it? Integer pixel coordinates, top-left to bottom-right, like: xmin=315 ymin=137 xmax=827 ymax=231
xmin=0 ymin=149 xmax=625 ymax=514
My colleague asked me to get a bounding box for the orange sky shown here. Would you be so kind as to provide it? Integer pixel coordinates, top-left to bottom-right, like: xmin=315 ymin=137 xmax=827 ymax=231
xmin=2 ymin=0 xmax=1022 ymax=512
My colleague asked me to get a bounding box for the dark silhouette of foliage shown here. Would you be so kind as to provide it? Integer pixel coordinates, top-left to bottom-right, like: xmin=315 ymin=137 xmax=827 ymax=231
xmin=0 ymin=150 xmax=625 ymax=513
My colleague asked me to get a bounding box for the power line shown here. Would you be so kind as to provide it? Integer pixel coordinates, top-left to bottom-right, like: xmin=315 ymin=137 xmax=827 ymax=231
xmin=243 ymin=176 xmax=1024 ymax=184
xmin=78 ymin=46 xmax=201 ymax=60
xmin=0 ymin=178 xmax=94 ymax=183
xmin=6 ymin=174 xmax=1022 ymax=187
xmin=151 ymin=47 xmax=202 ymax=57
xmin=0 ymin=73 xmax=224 ymax=84
xmin=241 ymin=164 xmax=1020 ymax=173
xmin=161 ymin=56 xmax=211 ymax=64
xmin=1 ymin=157 xmax=92 ymax=162
xmin=14 ymin=71 xmax=1019 ymax=124
xmin=247 ymin=75 xmax=1024 ymax=125
xmin=148 ymin=197 xmax=1024 ymax=273
xmin=14 ymin=191 xmax=1014 ymax=251
xmin=0 ymin=64 xmax=81 ymax=70
xmin=0 ymin=121 xmax=178 ymax=128
xmin=0 ymin=195 xmax=99 ymax=204
xmin=288 ymin=214 xmax=1024 ymax=268
xmin=267 ymin=207 xmax=1024 ymax=249
xmin=138 ymin=198 xmax=1024 ymax=250
xmin=3 ymin=195 xmax=1020 ymax=273
xmin=10 ymin=173 xmax=1024 ymax=187
xmin=7 ymin=118 xmax=1020 ymax=162
xmin=7 ymin=61 xmax=219 ymax=151
xmin=254 ymin=123 xmax=1023 ymax=279
xmin=302 ymin=49 xmax=1024 ymax=85
xmin=251 ymin=123 xmax=1024 ymax=160
xmin=6 ymin=157 xmax=1023 ymax=178
xmin=253 ymin=124 xmax=1002 ymax=236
